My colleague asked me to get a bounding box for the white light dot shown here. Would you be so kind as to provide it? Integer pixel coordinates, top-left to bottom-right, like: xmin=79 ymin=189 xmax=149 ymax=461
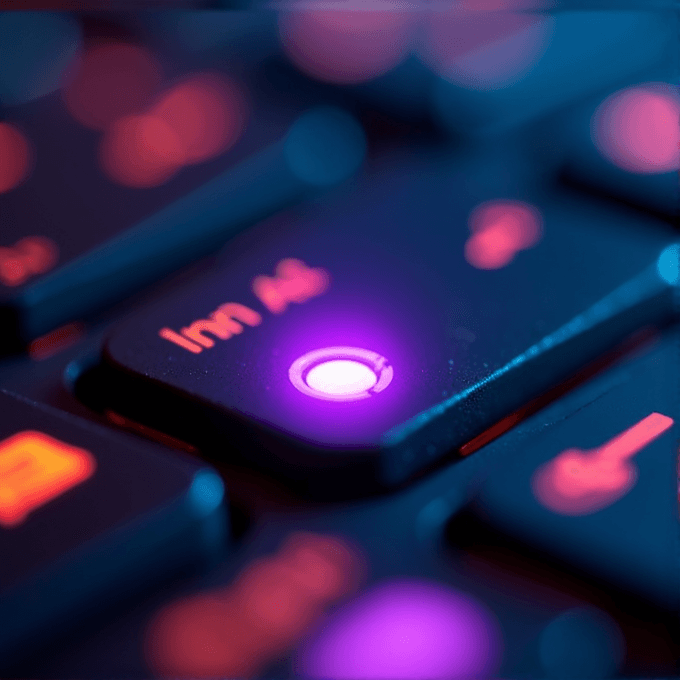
xmin=306 ymin=359 xmax=378 ymax=396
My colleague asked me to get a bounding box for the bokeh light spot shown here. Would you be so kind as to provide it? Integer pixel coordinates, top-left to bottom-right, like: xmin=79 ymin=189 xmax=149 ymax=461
xmin=99 ymin=114 xmax=186 ymax=188
xmin=591 ymin=83 xmax=680 ymax=174
xmin=283 ymin=106 xmax=366 ymax=187
xmin=296 ymin=579 xmax=502 ymax=679
xmin=420 ymin=9 xmax=553 ymax=90
xmin=278 ymin=10 xmax=414 ymax=85
xmin=63 ymin=42 xmax=162 ymax=130
xmin=465 ymin=200 xmax=542 ymax=270
xmin=145 ymin=531 xmax=362 ymax=679
xmin=149 ymin=73 xmax=247 ymax=165
xmin=0 ymin=123 xmax=32 ymax=194
xmin=0 ymin=235 xmax=58 ymax=287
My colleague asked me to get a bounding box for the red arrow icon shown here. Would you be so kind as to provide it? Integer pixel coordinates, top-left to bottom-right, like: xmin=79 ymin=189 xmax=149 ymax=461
xmin=532 ymin=412 xmax=674 ymax=516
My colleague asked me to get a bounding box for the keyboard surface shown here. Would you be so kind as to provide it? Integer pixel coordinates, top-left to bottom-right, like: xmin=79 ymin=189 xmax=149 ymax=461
xmin=1 ymin=7 xmax=679 ymax=679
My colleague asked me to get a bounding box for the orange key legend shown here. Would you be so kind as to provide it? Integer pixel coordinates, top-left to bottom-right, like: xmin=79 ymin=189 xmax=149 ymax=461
xmin=0 ymin=430 xmax=96 ymax=528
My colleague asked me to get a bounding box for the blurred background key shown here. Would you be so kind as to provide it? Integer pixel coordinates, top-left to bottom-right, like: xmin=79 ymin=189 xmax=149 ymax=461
xmin=543 ymin=81 xmax=680 ymax=222
xmin=0 ymin=12 xmax=366 ymax=353
xmin=0 ymin=389 xmax=227 ymax=672
xmin=0 ymin=94 xmax=366 ymax=352
xmin=429 ymin=10 xmax=676 ymax=139
xmin=468 ymin=329 xmax=680 ymax=610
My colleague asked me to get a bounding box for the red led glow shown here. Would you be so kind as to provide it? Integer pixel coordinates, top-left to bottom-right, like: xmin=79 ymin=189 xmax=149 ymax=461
xmin=252 ymin=258 xmax=330 ymax=314
xmin=592 ymin=84 xmax=680 ymax=174
xmin=28 ymin=322 xmax=85 ymax=361
xmin=63 ymin=42 xmax=162 ymax=131
xmin=145 ymin=532 xmax=363 ymax=679
xmin=148 ymin=73 xmax=247 ymax=165
xmin=465 ymin=200 xmax=542 ymax=270
xmin=0 ymin=122 xmax=31 ymax=194
xmin=532 ymin=412 xmax=674 ymax=516
xmin=0 ymin=430 xmax=96 ymax=527
xmin=0 ymin=236 xmax=58 ymax=287
xmin=278 ymin=10 xmax=414 ymax=84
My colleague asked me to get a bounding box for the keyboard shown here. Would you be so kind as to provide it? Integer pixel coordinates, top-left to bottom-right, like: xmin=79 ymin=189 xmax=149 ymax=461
xmin=1 ymin=7 xmax=679 ymax=679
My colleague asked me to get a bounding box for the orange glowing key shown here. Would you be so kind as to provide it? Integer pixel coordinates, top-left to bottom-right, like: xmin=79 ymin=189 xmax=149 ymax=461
xmin=0 ymin=430 xmax=96 ymax=528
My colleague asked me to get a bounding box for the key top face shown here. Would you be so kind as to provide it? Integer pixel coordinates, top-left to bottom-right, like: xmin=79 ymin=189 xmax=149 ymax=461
xmin=0 ymin=389 xmax=227 ymax=664
xmin=102 ymin=152 xmax=678 ymax=490
xmin=472 ymin=331 xmax=679 ymax=609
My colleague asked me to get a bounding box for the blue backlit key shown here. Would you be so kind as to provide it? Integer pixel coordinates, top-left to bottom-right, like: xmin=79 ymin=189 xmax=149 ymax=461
xmin=97 ymin=150 xmax=678 ymax=495
xmin=0 ymin=389 xmax=227 ymax=669
xmin=471 ymin=329 xmax=679 ymax=609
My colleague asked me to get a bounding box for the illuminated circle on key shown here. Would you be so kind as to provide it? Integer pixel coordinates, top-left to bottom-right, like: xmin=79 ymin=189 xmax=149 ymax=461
xmin=289 ymin=347 xmax=393 ymax=401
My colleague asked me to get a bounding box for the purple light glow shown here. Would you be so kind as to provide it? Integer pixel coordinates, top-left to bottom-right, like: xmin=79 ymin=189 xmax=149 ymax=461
xmin=289 ymin=347 xmax=393 ymax=402
xmin=307 ymin=360 xmax=377 ymax=396
xmin=296 ymin=579 xmax=503 ymax=680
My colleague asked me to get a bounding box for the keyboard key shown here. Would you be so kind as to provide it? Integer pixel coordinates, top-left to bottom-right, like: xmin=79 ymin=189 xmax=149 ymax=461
xmin=0 ymin=104 xmax=366 ymax=353
xmin=430 ymin=11 xmax=673 ymax=139
xmin=145 ymin=530 xmax=363 ymax=679
xmin=554 ymin=81 xmax=679 ymax=220
xmin=94 ymin=149 xmax=679 ymax=495
xmin=0 ymin=389 xmax=227 ymax=668
xmin=471 ymin=329 xmax=679 ymax=609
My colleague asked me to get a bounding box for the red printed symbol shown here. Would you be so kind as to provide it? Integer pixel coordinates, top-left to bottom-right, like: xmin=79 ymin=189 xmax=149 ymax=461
xmin=159 ymin=258 xmax=329 ymax=353
xmin=532 ymin=412 xmax=674 ymax=516
xmin=464 ymin=200 xmax=542 ymax=270
xmin=252 ymin=258 xmax=329 ymax=314
xmin=159 ymin=303 xmax=262 ymax=354
xmin=0 ymin=236 xmax=58 ymax=287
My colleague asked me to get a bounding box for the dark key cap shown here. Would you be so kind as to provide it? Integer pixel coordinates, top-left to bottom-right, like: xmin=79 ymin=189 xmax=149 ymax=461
xmin=430 ymin=10 xmax=673 ymax=139
xmin=97 ymin=150 xmax=678 ymax=496
xmin=0 ymin=104 xmax=365 ymax=352
xmin=471 ymin=329 xmax=679 ymax=609
xmin=0 ymin=389 xmax=227 ymax=668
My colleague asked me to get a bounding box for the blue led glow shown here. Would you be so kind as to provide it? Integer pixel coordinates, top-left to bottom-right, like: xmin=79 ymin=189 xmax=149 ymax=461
xmin=187 ymin=470 xmax=225 ymax=517
xmin=284 ymin=106 xmax=367 ymax=187
xmin=656 ymin=244 xmax=679 ymax=285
